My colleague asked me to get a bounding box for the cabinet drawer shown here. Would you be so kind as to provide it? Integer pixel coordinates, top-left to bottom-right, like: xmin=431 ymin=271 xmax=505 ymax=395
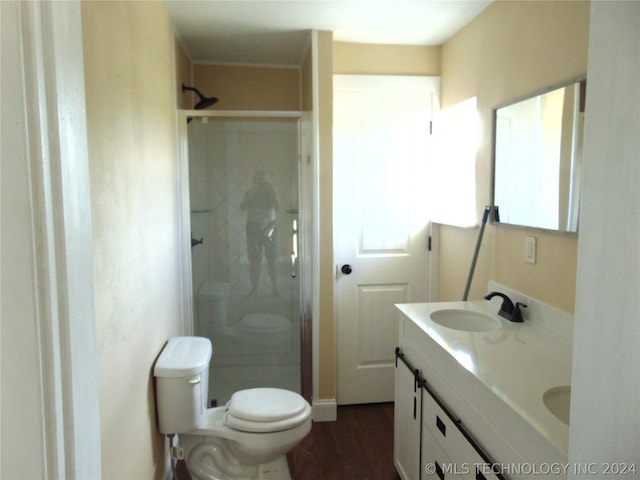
xmin=462 ymin=446 xmax=502 ymax=480
xmin=422 ymin=387 xmax=466 ymax=460
xmin=422 ymin=387 xmax=501 ymax=480
xmin=422 ymin=429 xmax=467 ymax=479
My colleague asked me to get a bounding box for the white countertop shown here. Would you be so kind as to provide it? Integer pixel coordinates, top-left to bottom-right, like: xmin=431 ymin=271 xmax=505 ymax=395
xmin=396 ymin=299 xmax=572 ymax=458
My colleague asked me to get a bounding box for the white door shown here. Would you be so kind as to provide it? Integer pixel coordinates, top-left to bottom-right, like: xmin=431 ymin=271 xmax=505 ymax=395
xmin=334 ymin=75 xmax=439 ymax=404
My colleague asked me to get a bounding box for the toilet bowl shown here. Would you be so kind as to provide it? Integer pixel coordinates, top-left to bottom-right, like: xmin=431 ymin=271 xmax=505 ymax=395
xmin=180 ymin=397 xmax=311 ymax=480
xmin=154 ymin=337 xmax=311 ymax=480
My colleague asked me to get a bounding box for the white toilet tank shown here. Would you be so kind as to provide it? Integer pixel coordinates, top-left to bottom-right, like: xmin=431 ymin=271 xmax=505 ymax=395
xmin=154 ymin=336 xmax=212 ymax=434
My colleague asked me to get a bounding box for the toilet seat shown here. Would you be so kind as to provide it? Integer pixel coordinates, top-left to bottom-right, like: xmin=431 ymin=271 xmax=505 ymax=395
xmin=225 ymin=388 xmax=311 ymax=433
xmin=239 ymin=314 xmax=291 ymax=335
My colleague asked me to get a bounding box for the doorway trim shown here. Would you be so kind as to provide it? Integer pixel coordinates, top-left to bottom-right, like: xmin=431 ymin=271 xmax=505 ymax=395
xmin=1 ymin=1 xmax=101 ymax=476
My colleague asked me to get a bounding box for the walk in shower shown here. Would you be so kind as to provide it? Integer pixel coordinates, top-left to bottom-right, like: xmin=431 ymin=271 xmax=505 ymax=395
xmin=185 ymin=115 xmax=303 ymax=405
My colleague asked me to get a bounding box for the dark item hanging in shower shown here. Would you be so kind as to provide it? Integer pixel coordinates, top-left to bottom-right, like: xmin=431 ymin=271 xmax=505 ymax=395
xmin=182 ymin=83 xmax=218 ymax=109
xmin=191 ymin=235 xmax=204 ymax=248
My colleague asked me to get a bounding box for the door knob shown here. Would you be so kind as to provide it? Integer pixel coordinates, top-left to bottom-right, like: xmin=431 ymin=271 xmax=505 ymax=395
xmin=341 ymin=264 xmax=352 ymax=275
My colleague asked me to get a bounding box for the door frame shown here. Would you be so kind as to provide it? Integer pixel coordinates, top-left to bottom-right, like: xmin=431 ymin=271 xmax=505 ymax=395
xmin=1 ymin=1 xmax=101 ymax=476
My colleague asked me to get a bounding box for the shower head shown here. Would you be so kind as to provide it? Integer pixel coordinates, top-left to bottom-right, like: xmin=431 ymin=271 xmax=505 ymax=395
xmin=182 ymin=83 xmax=218 ymax=109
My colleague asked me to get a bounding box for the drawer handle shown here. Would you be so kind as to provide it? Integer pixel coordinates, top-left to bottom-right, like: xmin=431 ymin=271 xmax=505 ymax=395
xmin=188 ymin=376 xmax=201 ymax=385
xmin=436 ymin=415 xmax=446 ymax=436
xmin=435 ymin=460 xmax=445 ymax=480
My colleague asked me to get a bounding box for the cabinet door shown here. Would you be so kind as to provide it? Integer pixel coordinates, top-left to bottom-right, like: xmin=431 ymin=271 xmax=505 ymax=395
xmin=394 ymin=361 xmax=421 ymax=480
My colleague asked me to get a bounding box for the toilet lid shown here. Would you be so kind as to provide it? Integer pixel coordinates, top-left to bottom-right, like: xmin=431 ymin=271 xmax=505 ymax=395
xmin=225 ymin=388 xmax=311 ymax=433
xmin=239 ymin=314 xmax=291 ymax=335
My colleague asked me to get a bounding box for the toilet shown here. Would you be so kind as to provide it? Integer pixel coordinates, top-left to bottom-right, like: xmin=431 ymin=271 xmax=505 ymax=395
xmin=154 ymin=336 xmax=311 ymax=480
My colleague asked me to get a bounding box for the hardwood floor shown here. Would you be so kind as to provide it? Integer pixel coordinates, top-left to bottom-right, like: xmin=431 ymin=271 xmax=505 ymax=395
xmin=176 ymin=402 xmax=400 ymax=480
xmin=288 ymin=403 xmax=400 ymax=480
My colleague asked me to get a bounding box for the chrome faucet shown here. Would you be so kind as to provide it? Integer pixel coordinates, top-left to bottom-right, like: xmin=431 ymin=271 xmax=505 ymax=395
xmin=484 ymin=291 xmax=527 ymax=322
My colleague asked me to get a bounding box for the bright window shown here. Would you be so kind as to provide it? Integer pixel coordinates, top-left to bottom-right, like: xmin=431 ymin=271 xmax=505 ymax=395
xmin=430 ymin=97 xmax=479 ymax=228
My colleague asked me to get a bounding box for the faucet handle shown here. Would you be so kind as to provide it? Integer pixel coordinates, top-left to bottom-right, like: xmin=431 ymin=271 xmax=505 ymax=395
xmin=512 ymin=302 xmax=528 ymax=322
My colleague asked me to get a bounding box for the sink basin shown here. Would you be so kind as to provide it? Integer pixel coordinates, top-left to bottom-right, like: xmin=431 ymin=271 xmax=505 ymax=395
xmin=543 ymin=386 xmax=571 ymax=425
xmin=430 ymin=309 xmax=501 ymax=332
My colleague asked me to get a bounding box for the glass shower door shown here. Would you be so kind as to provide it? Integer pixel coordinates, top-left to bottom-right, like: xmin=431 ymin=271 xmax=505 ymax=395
xmin=187 ymin=117 xmax=300 ymax=405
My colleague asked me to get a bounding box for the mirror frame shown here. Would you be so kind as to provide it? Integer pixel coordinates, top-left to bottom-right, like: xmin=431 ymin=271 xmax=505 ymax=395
xmin=490 ymin=75 xmax=586 ymax=234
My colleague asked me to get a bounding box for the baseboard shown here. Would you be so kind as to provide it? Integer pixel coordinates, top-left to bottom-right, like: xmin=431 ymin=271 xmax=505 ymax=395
xmin=311 ymin=398 xmax=337 ymax=422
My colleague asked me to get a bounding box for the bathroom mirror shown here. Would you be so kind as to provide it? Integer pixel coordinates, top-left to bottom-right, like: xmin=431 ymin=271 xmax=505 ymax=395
xmin=492 ymin=78 xmax=586 ymax=232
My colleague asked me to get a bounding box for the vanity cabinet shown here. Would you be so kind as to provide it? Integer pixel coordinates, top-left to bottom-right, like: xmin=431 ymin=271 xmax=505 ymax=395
xmin=395 ymin=348 xmax=503 ymax=480
xmin=395 ymin=296 xmax=572 ymax=480
xmin=394 ymin=348 xmax=422 ymax=480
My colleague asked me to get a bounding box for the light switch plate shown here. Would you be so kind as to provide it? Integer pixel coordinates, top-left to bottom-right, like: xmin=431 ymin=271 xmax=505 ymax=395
xmin=525 ymin=236 xmax=536 ymax=263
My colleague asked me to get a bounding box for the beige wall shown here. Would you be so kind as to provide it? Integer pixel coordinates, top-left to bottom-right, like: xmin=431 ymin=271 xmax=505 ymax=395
xmin=334 ymin=42 xmax=441 ymax=75
xmin=175 ymin=39 xmax=193 ymax=109
xmin=316 ymin=31 xmax=336 ymax=401
xmin=81 ymin=1 xmax=182 ymax=478
xmin=193 ymin=64 xmax=300 ymax=111
xmin=438 ymin=0 xmax=589 ymax=312
xmin=301 ymin=43 xmax=313 ymax=112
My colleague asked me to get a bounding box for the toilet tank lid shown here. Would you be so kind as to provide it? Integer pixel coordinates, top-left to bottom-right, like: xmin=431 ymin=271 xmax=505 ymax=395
xmin=154 ymin=337 xmax=212 ymax=378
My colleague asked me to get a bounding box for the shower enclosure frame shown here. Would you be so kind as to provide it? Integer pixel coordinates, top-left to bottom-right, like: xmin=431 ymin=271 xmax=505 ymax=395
xmin=175 ymin=109 xmax=313 ymax=402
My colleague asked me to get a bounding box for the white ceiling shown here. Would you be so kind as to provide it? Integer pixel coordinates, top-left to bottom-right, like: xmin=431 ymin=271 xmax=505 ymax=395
xmin=164 ymin=0 xmax=492 ymax=66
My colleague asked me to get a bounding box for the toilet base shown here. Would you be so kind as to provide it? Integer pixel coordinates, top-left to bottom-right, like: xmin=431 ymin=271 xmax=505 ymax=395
xmin=187 ymin=453 xmax=291 ymax=480
xmin=184 ymin=439 xmax=293 ymax=480
xmin=180 ymin=406 xmax=310 ymax=480
xmin=257 ymin=456 xmax=292 ymax=480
